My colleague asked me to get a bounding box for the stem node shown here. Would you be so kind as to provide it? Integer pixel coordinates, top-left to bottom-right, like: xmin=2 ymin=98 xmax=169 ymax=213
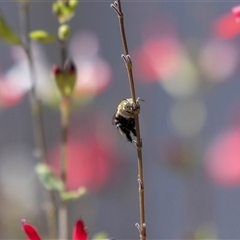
xmin=110 ymin=1 xmax=122 ymax=16
xmin=121 ymin=54 xmax=132 ymax=69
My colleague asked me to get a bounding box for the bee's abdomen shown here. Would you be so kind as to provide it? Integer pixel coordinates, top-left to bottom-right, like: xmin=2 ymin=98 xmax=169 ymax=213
xmin=115 ymin=115 xmax=135 ymax=129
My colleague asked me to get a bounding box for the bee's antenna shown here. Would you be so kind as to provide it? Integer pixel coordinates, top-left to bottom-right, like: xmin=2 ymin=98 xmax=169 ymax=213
xmin=136 ymin=97 xmax=145 ymax=102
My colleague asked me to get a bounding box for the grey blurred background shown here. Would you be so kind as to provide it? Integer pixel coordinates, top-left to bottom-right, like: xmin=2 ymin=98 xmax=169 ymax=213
xmin=0 ymin=0 xmax=240 ymax=239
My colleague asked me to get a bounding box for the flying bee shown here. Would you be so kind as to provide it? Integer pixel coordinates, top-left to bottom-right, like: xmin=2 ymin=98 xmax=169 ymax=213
xmin=112 ymin=98 xmax=143 ymax=143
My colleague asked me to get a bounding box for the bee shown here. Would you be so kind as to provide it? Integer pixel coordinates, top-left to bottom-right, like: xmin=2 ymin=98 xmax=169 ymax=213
xmin=112 ymin=98 xmax=143 ymax=143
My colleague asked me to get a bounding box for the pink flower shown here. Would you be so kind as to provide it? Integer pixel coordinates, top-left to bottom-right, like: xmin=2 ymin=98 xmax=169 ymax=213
xmin=232 ymin=5 xmax=240 ymax=22
xmin=213 ymin=12 xmax=240 ymax=38
xmin=70 ymin=32 xmax=112 ymax=99
xmin=205 ymin=128 xmax=240 ymax=187
xmin=0 ymin=77 xmax=25 ymax=107
xmin=22 ymin=219 xmax=88 ymax=240
xmin=133 ymin=36 xmax=182 ymax=82
xmin=198 ymin=39 xmax=238 ymax=82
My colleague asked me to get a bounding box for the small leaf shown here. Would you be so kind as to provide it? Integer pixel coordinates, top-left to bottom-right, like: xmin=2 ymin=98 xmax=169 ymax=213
xmin=92 ymin=232 xmax=108 ymax=240
xmin=58 ymin=24 xmax=71 ymax=41
xmin=0 ymin=13 xmax=22 ymax=45
xmin=68 ymin=0 xmax=79 ymax=10
xmin=35 ymin=163 xmax=65 ymax=191
xmin=60 ymin=187 xmax=86 ymax=201
xmin=29 ymin=30 xmax=56 ymax=43
xmin=52 ymin=1 xmax=78 ymax=24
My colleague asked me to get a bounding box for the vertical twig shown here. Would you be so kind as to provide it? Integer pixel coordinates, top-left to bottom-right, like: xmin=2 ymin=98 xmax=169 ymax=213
xmin=110 ymin=1 xmax=147 ymax=240
xmin=18 ymin=2 xmax=57 ymax=238
xmin=58 ymin=40 xmax=69 ymax=240
xmin=59 ymin=97 xmax=70 ymax=239
xmin=19 ymin=1 xmax=47 ymax=163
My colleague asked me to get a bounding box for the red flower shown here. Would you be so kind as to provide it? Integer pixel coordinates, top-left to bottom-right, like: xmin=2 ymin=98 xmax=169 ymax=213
xmin=21 ymin=219 xmax=41 ymax=240
xmin=73 ymin=220 xmax=88 ymax=240
xmin=22 ymin=219 xmax=88 ymax=240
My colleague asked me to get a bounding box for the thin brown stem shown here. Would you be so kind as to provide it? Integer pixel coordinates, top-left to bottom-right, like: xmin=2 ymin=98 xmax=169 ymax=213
xmin=111 ymin=1 xmax=147 ymax=240
xmin=18 ymin=2 xmax=57 ymax=239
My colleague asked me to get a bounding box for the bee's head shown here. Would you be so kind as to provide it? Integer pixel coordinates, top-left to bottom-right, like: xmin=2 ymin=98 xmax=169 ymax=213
xmin=123 ymin=99 xmax=134 ymax=112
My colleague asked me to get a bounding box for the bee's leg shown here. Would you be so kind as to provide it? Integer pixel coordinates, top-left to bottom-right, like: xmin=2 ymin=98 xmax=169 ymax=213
xmin=129 ymin=119 xmax=137 ymax=137
xmin=132 ymin=140 xmax=138 ymax=146
xmin=117 ymin=126 xmax=133 ymax=142
xmin=131 ymin=128 xmax=137 ymax=137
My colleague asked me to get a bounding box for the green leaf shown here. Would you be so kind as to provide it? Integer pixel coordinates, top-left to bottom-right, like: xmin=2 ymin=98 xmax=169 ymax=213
xmin=52 ymin=1 xmax=78 ymax=24
xmin=35 ymin=163 xmax=65 ymax=191
xmin=29 ymin=30 xmax=56 ymax=43
xmin=92 ymin=232 xmax=108 ymax=240
xmin=58 ymin=24 xmax=71 ymax=41
xmin=60 ymin=187 xmax=86 ymax=201
xmin=0 ymin=13 xmax=22 ymax=45
xmin=68 ymin=0 xmax=79 ymax=10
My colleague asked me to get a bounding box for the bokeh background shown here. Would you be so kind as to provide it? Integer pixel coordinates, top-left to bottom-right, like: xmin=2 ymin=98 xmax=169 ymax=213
xmin=1 ymin=0 xmax=240 ymax=239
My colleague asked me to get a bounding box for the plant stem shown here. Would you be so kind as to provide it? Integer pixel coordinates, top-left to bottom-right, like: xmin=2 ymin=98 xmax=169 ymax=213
xmin=59 ymin=96 xmax=70 ymax=239
xmin=18 ymin=2 xmax=57 ymax=238
xmin=111 ymin=1 xmax=147 ymax=240
xmin=19 ymin=1 xmax=47 ymax=163
xmin=58 ymin=39 xmax=69 ymax=240
xmin=60 ymin=40 xmax=67 ymax=69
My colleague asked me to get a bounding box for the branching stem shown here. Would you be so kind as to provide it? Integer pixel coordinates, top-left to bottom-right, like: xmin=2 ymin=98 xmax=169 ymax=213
xmin=111 ymin=1 xmax=147 ymax=239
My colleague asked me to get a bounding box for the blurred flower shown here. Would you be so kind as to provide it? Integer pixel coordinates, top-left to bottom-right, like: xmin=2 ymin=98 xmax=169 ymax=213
xmin=205 ymin=127 xmax=240 ymax=187
xmin=2 ymin=31 xmax=112 ymax=108
xmin=213 ymin=11 xmax=240 ymax=39
xmin=22 ymin=219 xmax=88 ymax=240
xmin=232 ymin=5 xmax=240 ymax=22
xmin=134 ymin=36 xmax=183 ymax=82
xmin=134 ymin=34 xmax=237 ymax=100
xmin=49 ymin=126 xmax=117 ymax=192
xmin=198 ymin=39 xmax=238 ymax=82
xmin=70 ymin=31 xmax=112 ymax=102
xmin=0 ymin=75 xmax=25 ymax=107
xmin=3 ymin=44 xmax=57 ymax=105
xmin=134 ymin=15 xmax=238 ymax=98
